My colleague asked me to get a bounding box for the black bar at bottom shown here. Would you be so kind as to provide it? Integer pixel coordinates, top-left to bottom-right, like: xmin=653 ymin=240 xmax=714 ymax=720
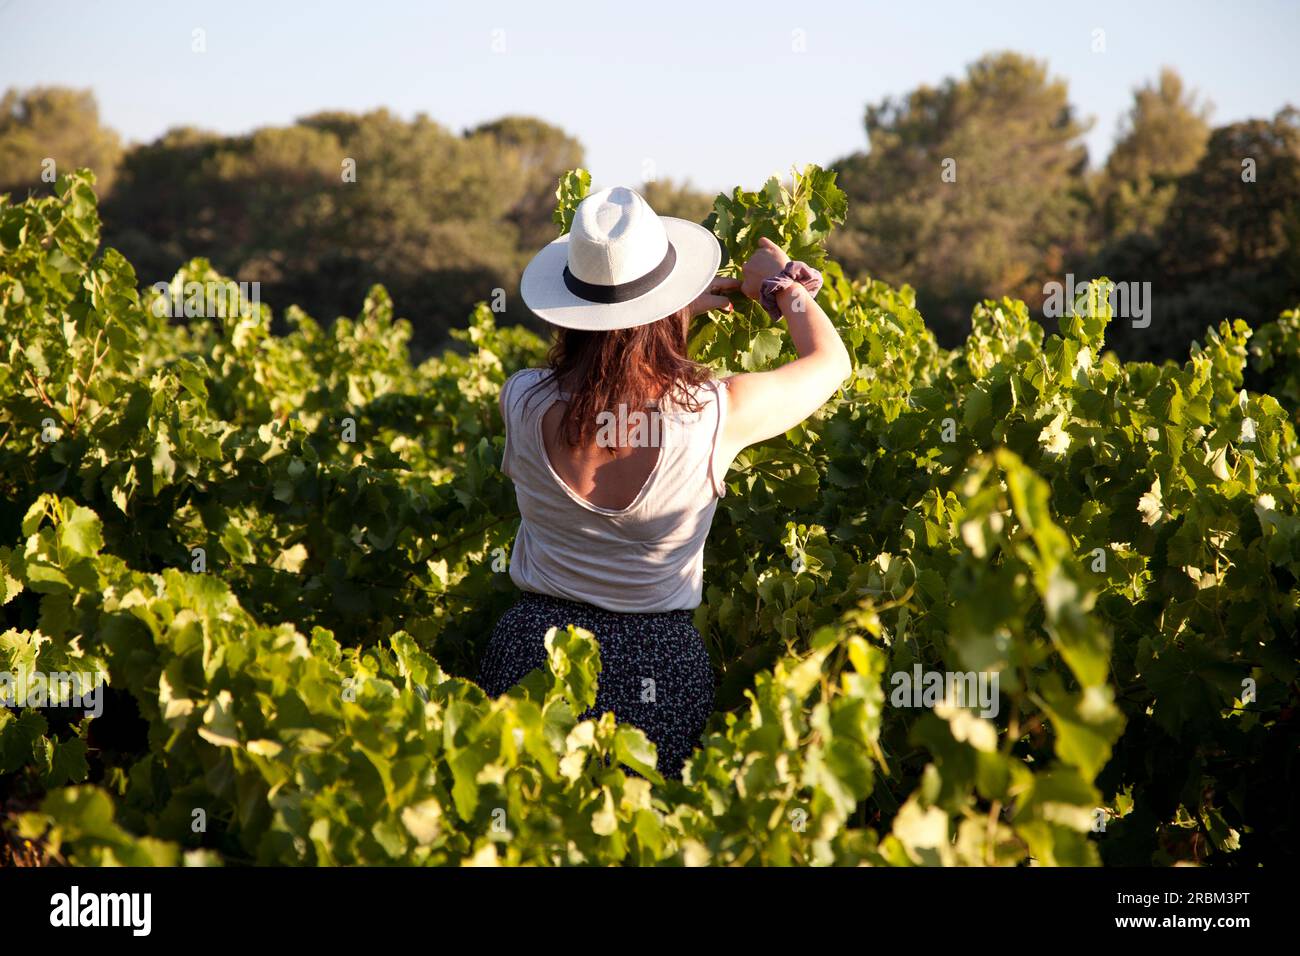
xmin=0 ymin=865 xmax=1277 ymax=941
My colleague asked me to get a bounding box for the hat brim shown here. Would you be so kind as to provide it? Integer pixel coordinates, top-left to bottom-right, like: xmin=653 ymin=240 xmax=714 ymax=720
xmin=519 ymin=217 xmax=722 ymax=331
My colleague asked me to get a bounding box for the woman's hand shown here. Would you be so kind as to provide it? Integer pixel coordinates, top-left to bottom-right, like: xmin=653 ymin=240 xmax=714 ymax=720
xmin=687 ymin=276 xmax=742 ymax=317
xmin=740 ymin=237 xmax=790 ymax=300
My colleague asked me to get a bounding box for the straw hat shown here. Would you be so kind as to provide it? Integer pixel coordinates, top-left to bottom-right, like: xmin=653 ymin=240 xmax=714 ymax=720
xmin=519 ymin=185 xmax=721 ymax=331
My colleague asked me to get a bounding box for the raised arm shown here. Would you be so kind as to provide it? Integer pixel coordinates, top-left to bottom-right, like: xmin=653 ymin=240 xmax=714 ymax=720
xmin=718 ymin=238 xmax=852 ymax=463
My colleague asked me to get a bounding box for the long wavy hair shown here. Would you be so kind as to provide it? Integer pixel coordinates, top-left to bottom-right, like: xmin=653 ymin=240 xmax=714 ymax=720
xmin=519 ymin=306 xmax=712 ymax=454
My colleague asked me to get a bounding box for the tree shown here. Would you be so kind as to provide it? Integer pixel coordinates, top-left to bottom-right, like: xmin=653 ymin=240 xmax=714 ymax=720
xmin=0 ymin=87 xmax=123 ymax=197
xmin=830 ymin=52 xmax=1091 ymax=343
xmin=638 ymin=177 xmax=714 ymax=224
xmin=470 ymin=116 xmax=585 ymax=254
xmin=1091 ymin=107 xmax=1300 ymax=361
xmin=1096 ymin=68 xmax=1212 ymax=239
xmin=101 ymin=110 xmax=578 ymax=352
xmin=1160 ymin=107 xmax=1300 ymax=280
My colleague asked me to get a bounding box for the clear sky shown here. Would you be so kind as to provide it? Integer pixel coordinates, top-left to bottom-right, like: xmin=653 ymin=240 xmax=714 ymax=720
xmin=1 ymin=0 xmax=1297 ymax=194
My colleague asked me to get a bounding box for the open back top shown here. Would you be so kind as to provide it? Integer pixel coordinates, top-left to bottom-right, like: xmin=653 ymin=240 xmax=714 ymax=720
xmin=500 ymin=366 xmax=730 ymax=612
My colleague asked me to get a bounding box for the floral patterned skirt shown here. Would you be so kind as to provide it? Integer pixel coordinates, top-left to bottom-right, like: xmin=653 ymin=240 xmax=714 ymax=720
xmin=478 ymin=590 xmax=716 ymax=780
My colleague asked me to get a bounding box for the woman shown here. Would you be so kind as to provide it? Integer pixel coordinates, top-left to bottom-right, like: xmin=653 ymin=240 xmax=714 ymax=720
xmin=478 ymin=185 xmax=851 ymax=779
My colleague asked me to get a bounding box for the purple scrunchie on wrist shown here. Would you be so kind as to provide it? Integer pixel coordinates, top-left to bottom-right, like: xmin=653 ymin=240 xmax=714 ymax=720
xmin=759 ymin=260 xmax=823 ymax=320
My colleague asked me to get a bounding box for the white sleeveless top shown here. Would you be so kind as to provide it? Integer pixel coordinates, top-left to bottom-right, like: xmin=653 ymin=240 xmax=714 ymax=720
xmin=500 ymin=367 xmax=730 ymax=612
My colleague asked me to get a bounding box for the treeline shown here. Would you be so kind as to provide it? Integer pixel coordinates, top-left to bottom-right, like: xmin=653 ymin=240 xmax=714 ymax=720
xmin=829 ymin=54 xmax=1300 ymax=358
xmin=0 ymin=92 xmax=589 ymax=353
xmin=1 ymin=52 xmax=1297 ymax=359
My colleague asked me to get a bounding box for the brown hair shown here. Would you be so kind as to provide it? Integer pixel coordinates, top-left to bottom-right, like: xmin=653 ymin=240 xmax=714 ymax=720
xmin=519 ymin=307 xmax=712 ymax=453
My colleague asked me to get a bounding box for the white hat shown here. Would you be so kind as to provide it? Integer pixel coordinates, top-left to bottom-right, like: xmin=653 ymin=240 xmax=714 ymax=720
xmin=519 ymin=185 xmax=721 ymax=331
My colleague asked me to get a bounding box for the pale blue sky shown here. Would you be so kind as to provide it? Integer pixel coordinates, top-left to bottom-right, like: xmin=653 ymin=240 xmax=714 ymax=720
xmin=1 ymin=0 xmax=1297 ymax=193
